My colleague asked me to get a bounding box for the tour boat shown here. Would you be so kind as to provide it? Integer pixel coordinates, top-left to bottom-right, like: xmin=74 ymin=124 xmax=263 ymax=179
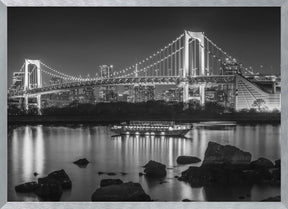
xmin=111 ymin=121 xmax=191 ymax=136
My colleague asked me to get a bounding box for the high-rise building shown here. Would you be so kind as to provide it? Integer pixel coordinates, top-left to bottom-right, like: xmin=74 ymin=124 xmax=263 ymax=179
xmin=99 ymin=65 xmax=114 ymax=78
xmin=124 ymin=85 xmax=134 ymax=102
xmin=221 ymin=58 xmax=243 ymax=75
xmin=133 ymin=85 xmax=155 ymax=103
xmin=99 ymin=86 xmax=118 ymax=102
xmin=83 ymin=86 xmax=95 ymax=103
xmin=49 ymin=77 xmax=63 ymax=85
xmin=11 ymin=72 xmax=24 ymax=92
xmin=68 ymin=87 xmax=95 ymax=103
xmin=205 ymin=89 xmax=217 ymax=102
xmin=163 ymin=88 xmax=182 ymax=102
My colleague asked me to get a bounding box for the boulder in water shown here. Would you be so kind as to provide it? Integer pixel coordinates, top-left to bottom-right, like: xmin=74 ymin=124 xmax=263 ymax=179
xmin=261 ymin=196 xmax=281 ymax=202
xmin=91 ymin=182 xmax=151 ymax=201
xmin=176 ymin=156 xmax=201 ymax=164
xmin=203 ymin=142 xmax=252 ymax=165
xmin=100 ymin=179 xmax=123 ymax=187
xmin=107 ymin=172 xmax=117 ymax=176
xmin=34 ymin=179 xmax=63 ymax=201
xmin=250 ymin=158 xmax=274 ymax=169
xmin=179 ymin=142 xmax=278 ymax=187
xmin=143 ymin=160 xmax=166 ymax=178
xmin=38 ymin=169 xmax=72 ymax=190
xmin=73 ymin=158 xmax=90 ymax=167
xmin=15 ymin=182 xmax=39 ymax=193
xmin=275 ymin=159 xmax=280 ymax=168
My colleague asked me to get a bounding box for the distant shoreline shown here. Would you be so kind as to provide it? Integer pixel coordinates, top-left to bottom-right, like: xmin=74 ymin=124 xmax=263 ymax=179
xmin=8 ymin=115 xmax=280 ymax=125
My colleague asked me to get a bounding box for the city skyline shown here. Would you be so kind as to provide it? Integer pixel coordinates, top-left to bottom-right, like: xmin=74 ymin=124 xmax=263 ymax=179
xmin=8 ymin=7 xmax=280 ymax=87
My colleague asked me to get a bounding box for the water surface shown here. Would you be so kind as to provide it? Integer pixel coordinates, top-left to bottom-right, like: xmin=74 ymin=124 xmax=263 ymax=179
xmin=8 ymin=123 xmax=280 ymax=201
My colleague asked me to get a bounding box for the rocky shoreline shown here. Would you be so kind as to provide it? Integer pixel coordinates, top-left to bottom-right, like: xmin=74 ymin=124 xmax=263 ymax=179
xmin=14 ymin=142 xmax=281 ymax=202
xmin=178 ymin=142 xmax=280 ymax=188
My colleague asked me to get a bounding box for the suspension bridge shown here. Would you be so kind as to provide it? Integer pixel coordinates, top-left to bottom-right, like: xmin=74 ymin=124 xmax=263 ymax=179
xmin=8 ymin=30 xmax=280 ymax=112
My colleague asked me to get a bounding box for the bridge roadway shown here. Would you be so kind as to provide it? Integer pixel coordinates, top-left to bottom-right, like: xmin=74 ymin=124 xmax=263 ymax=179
xmin=9 ymin=75 xmax=236 ymax=98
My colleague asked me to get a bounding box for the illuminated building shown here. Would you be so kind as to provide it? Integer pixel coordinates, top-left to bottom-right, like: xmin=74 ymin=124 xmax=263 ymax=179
xmin=83 ymin=86 xmax=95 ymax=103
xmin=99 ymin=86 xmax=118 ymax=102
xmin=133 ymin=85 xmax=155 ymax=103
xmin=205 ymin=89 xmax=217 ymax=102
xmin=99 ymin=65 xmax=114 ymax=78
xmin=123 ymin=86 xmax=134 ymax=102
xmin=9 ymin=72 xmax=25 ymax=95
xmin=49 ymin=77 xmax=63 ymax=85
xmin=163 ymin=88 xmax=182 ymax=102
xmin=221 ymin=58 xmax=243 ymax=75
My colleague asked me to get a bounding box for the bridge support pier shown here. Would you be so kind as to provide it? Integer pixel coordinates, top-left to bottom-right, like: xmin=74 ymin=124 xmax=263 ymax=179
xmin=22 ymin=94 xmax=42 ymax=114
xmin=24 ymin=95 xmax=29 ymax=111
xmin=182 ymin=82 xmax=189 ymax=103
xmin=199 ymin=83 xmax=206 ymax=106
xmin=36 ymin=95 xmax=42 ymax=114
xmin=272 ymin=82 xmax=276 ymax=94
xmin=181 ymin=82 xmax=206 ymax=107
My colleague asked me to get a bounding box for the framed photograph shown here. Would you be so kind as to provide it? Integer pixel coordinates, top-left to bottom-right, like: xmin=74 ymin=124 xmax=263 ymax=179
xmin=1 ymin=0 xmax=287 ymax=209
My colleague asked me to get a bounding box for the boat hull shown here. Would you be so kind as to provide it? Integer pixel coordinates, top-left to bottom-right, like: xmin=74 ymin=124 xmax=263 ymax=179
xmin=111 ymin=129 xmax=190 ymax=137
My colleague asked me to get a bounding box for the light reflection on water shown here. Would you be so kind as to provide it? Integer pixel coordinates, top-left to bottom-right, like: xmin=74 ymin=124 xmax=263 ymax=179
xmin=8 ymin=123 xmax=280 ymax=201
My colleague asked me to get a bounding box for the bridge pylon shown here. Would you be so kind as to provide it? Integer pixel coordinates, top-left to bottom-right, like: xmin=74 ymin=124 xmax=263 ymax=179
xmin=182 ymin=31 xmax=206 ymax=106
xmin=23 ymin=59 xmax=42 ymax=113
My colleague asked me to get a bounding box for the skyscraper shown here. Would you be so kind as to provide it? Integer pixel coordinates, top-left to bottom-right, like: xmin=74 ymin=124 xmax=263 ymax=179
xmin=221 ymin=58 xmax=243 ymax=75
xmin=133 ymin=85 xmax=155 ymax=103
xmin=99 ymin=65 xmax=114 ymax=78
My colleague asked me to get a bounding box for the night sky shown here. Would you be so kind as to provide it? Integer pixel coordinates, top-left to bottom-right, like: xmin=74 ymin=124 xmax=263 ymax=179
xmin=8 ymin=7 xmax=280 ymax=86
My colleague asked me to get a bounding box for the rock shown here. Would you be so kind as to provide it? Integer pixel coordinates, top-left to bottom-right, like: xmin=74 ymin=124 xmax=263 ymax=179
xmin=250 ymin=158 xmax=274 ymax=169
xmin=174 ymin=175 xmax=179 ymax=179
xmin=38 ymin=169 xmax=72 ymax=190
xmin=120 ymin=172 xmax=127 ymax=176
xmin=256 ymin=169 xmax=273 ymax=182
xmin=275 ymin=159 xmax=280 ymax=168
xmin=159 ymin=180 xmax=168 ymax=184
xmin=203 ymin=142 xmax=252 ymax=165
xmin=261 ymin=196 xmax=281 ymax=202
xmin=98 ymin=171 xmax=105 ymax=175
xmin=139 ymin=172 xmax=145 ymax=176
xmin=182 ymin=199 xmax=192 ymax=202
xmin=238 ymin=196 xmax=245 ymax=200
xmin=15 ymin=182 xmax=39 ymax=193
xmin=143 ymin=160 xmax=166 ymax=178
xmin=91 ymin=182 xmax=151 ymax=201
xmin=269 ymin=168 xmax=280 ymax=185
xmin=33 ymin=172 xmax=39 ymax=177
xmin=240 ymin=170 xmax=259 ymax=183
xmin=270 ymin=168 xmax=280 ymax=180
xmin=100 ymin=179 xmax=123 ymax=187
xmin=176 ymin=156 xmax=201 ymax=164
xmin=73 ymin=158 xmax=90 ymax=167
xmin=34 ymin=179 xmax=63 ymax=201
xmin=180 ymin=164 xmax=259 ymax=187
xmin=178 ymin=142 xmax=277 ymax=188
xmin=180 ymin=166 xmax=210 ymax=187
xmin=107 ymin=172 xmax=117 ymax=176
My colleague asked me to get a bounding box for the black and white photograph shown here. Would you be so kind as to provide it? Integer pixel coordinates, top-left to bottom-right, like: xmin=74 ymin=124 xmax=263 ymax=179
xmin=7 ymin=7 xmax=281 ymax=202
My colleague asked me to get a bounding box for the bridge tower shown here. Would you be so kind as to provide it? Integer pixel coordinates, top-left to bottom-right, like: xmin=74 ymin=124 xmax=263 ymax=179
xmin=23 ymin=59 xmax=42 ymax=112
xmin=182 ymin=31 xmax=206 ymax=106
